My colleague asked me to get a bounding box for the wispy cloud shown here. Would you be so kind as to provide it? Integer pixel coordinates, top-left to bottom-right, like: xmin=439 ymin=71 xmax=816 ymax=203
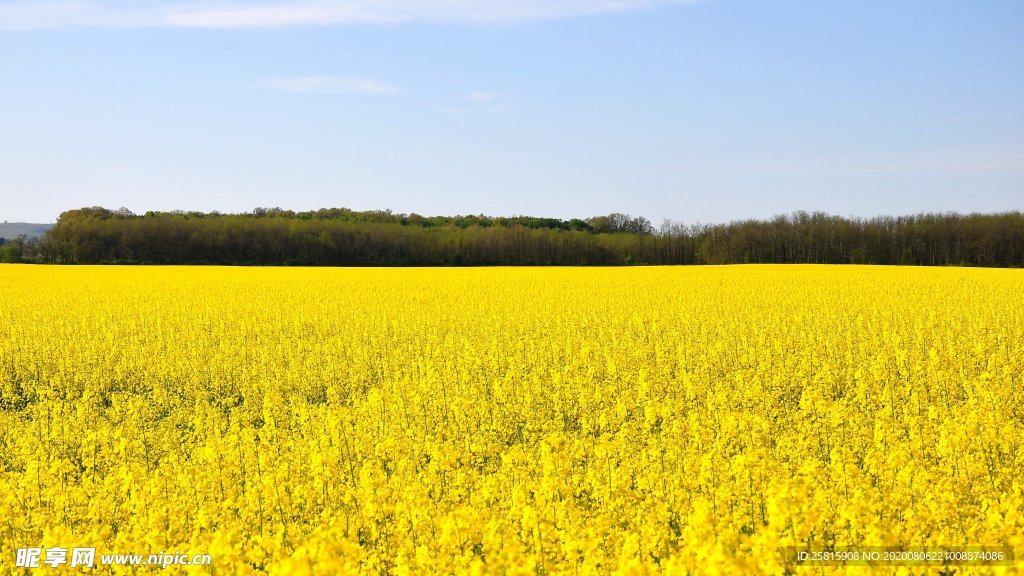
xmin=1 ymin=0 xmax=707 ymax=31
xmin=256 ymin=76 xmax=401 ymax=95
xmin=168 ymin=0 xmax=707 ymax=28
xmin=0 ymin=1 xmax=155 ymax=31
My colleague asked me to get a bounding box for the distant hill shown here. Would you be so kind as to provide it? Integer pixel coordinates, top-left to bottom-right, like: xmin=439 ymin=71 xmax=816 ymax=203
xmin=0 ymin=222 xmax=52 ymax=239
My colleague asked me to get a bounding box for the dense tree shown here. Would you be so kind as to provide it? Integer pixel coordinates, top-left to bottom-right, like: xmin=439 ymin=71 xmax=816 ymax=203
xmin=0 ymin=241 xmax=14 ymax=264
xmin=36 ymin=207 xmax=1024 ymax=268
xmin=0 ymin=234 xmax=41 ymax=263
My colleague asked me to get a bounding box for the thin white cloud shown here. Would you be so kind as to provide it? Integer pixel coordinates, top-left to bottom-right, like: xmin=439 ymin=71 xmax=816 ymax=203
xmin=165 ymin=1 xmax=706 ymax=28
xmin=256 ymin=76 xmax=401 ymax=95
xmin=0 ymin=0 xmax=707 ymax=31
xmin=0 ymin=1 xmax=156 ymax=30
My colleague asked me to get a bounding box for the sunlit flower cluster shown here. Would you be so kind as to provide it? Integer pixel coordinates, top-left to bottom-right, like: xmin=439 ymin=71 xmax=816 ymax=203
xmin=0 ymin=264 xmax=1021 ymax=574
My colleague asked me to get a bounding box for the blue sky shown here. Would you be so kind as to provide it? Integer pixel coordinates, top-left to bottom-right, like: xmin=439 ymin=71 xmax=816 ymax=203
xmin=1 ymin=0 xmax=1021 ymax=224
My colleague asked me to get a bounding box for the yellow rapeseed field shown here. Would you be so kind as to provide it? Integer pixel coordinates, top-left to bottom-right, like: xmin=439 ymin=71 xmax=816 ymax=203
xmin=0 ymin=264 xmax=1022 ymax=575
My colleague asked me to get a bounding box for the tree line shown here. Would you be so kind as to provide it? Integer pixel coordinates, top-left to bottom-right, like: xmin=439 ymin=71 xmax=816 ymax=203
xmin=14 ymin=207 xmax=1024 ymax=267
xmin=0 ymin=235 xmax=46 ymax=264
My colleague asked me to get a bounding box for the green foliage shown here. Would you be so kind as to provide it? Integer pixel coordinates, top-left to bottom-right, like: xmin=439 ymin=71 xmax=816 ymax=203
xmin=32 ymin=208 xmax=1024 ymax=268
xmin=0 ymin=234 xmax=44 ymax=263
xmin=0 ymin=244 xmax=17 ymax=263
